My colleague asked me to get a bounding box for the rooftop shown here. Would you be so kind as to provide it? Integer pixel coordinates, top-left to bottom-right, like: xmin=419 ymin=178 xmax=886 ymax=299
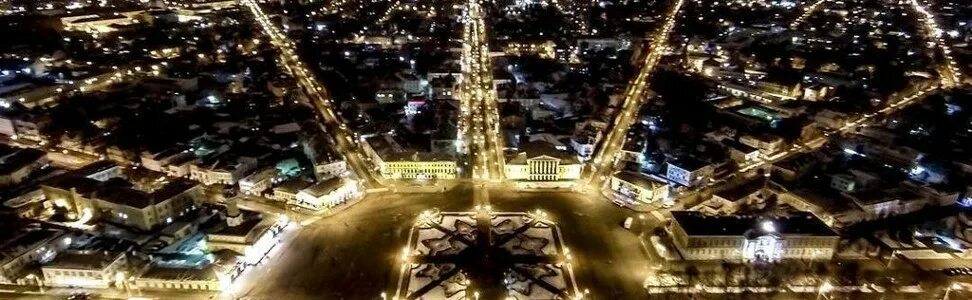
xmin=671 ymin=211 xmax=837 ymax=237
xmin=44 ymin=251 xmax=123 ymax=271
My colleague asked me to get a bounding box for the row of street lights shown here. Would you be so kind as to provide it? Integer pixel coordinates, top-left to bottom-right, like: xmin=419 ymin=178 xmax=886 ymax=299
xmin=585 ymin=0 xmax=686 ymax=186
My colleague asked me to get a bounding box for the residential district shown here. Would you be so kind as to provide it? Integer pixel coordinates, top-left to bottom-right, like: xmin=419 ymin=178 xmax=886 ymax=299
xmin=0 ymin=0 xmax=971 ymax=299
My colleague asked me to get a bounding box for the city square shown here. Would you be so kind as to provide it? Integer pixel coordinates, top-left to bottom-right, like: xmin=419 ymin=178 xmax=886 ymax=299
xmin=2 ymin=0 xmax=972 ymax=299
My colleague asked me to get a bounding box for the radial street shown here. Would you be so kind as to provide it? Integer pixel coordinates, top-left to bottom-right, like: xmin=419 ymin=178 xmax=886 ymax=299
xmin=239 ymin=0 xmax=383 ymax=187
xmin=584 ymin=0 xmax=686 ymax=187
xmin=458 ymin=0 xmax=506 ymax=181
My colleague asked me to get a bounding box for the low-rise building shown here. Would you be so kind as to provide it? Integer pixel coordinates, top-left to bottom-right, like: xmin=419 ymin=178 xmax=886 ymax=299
xmin=41 ymin=251 xmax=127 ymax=288
xmin=43 ymin=174 xmax=202 ymax=231
xmin=294 ymin=177 xmax=360 ymax=210
xmin=722 ymin=139 xmax=760 ymax=164
xmin=666 ymin=157 xmax=714 ymax=187
xmin=505 ymin=140 xmax=582 ymax=186
xmin=739 ymin=134 xmax=784 ymax=155
xmin=0 ymin=229 xmax=69 ymax=284
xmin=668 ymin=211 xmax=839 ymax=262
xmin=134 ymin=265 xmax=222 ymax=291
xmin=189 ymin=156 xmax=258 ymax=186
xmin=609 ymin=172 xmax=669 ymax=206
xmin=238 ymin=168 xmax=277 ymax=196
xmin=363 ymin=134 xmax=457 ymax=180
xmin=268 ymin=180 xmax=311 ymax=203
xmin=0 ymin=146 xmax=47 ymax=187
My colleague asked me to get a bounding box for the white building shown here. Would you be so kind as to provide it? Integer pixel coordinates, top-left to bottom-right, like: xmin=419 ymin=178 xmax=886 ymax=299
xmin=189 ymin=156 xmax=259 ymax=185
xmin=0 ymin=229 xmax=69 ymax=285
xmin=294 ymin=177 xmax=360 ymax=210
xmin=134 ymin=265 xmax=222 ymax=291
xmin=41 ymin=251 xmax=127 ymax=288
xmin=669 ymin=211 xmax=839 ymax=262
xmin=363 ymin=135 xmax=457 ymax=180
xmin=609 ymin=172 xmax=669 ymax=206
xmin=666 ymin=158 xmax=714 ymax=187
xmin=739 ymin=134 xmax=784 ymax=155
xmin=43 ymin=176 xmax=202 ymax=231
xmin=60 ymin=10 xmax=143 ymax=33
xmin=505 ymin=141 xmax=582 ymax=187
xmin=238 ymin=168 xmax=277 ymax=196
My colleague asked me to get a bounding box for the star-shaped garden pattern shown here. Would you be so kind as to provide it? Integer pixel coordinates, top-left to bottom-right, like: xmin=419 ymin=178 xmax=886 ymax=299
xmin=394 ymin=209 xmax=581 ymax=300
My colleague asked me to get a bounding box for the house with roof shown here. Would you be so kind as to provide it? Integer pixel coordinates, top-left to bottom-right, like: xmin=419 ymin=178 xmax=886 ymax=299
xmin=668 ymin=211 xmax=839 ymax=262
xmin=665 ymin=156 xmax=715 ymax=187
xmin=363 ymin=134 xmax=457 ymax=180
xmin=294 ymin=177 xmax=360 ymax=211
xmin=505 ymin=140 xmax=582 ymax=188
xmin=41 ymin=166 xmax=202 ymax=231
xmin=609 ymin=171 xmax=669 ymax=206
xmin=41 ymin=251 xmax=127 ymax=288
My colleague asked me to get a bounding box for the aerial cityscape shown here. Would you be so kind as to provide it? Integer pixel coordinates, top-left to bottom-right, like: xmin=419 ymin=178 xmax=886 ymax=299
xmin=0 ymin=0 xmax=971 ymax=299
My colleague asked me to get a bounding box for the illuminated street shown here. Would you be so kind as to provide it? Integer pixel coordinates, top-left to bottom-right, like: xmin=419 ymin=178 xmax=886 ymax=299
xmin=458 ymin=0 xmax=506 ymax=181
xmin=585 ymin=0 xmax=686 ymax=186
xmin=1 ymin=0 xmax=971 ymax=299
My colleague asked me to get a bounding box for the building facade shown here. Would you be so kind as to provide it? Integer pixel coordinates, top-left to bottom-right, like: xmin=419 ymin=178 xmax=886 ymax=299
xmin=668 ymin=211 xmax=839 ymax=262
xmin=609 ymin=172 xmax=669 ymax=205
xmin=505 ymin=141 xmax=582 ymax=183
xmin=41 ymin=251 xmax=127 ymax=288
xmin=294 ymin=177 xmax=360 ymax=210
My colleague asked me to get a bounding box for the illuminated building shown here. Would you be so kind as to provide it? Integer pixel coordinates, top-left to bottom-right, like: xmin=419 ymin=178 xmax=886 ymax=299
xmin=301 ymin=133 xmax=348 ymax=181
xmin=134 ymin=265 xmax=222 ymax=291
xmin=722 ymin=139 xmax=760 ymax=164
xmin=668 ymin=211 xmax=839 ymax=262
xmin=238 ymin=168 xmax=277 ymax=196
xmin=739 ymin=134 xmax=784 ymax=155
xmin=41 ymin=251 xmax=127 ymax=288
xmin=363 ymin=135 xmax=457 ymax=180
xmin=42 ymin=170 xmax=202 ymax=231
xmin=665 ymin=157 xmax=714 ymax=187
xmin=505 ymin=140 xmax=582 ymax=185
xmin=60 ymin=10 xmax=144 ymax=33
xmin=609 ymin=172 xmax=669 ymax=206
xmin=205 ymin=210 xmax=287 ymax=266
xmin=502 ymin=41 xmax=556 ymax=59
xmin=0 ymin=146 xmax=47 ymax=187
xmin=0 ymin=229 xmax=70 ymax=285
xmin=294 ymin=177 xmax=360 ymax=211
xmin=188 ymin=155 xmax=259 ymax=185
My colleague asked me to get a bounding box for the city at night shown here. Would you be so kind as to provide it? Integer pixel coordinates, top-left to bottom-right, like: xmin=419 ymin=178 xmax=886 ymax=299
xmin=1 ymin=0 xmax=972 ymax=299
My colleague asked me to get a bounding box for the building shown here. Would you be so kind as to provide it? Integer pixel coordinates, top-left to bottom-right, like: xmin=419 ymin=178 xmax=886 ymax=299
xmin=695 ymin=179 xmax=778 ymax=215
xmin=268 ymin=180 xmax=311 ymax=203
xmin=134 ymin=265 xmax=222 ymax=291
xmin=188 ymin=155 xmax=258 ymax=185
xmin=363 ymin=134 xmax=457 ymax=180
xmin=238 ymin=168 xmax=277 ymax=196
xmin=294 ymin=177 xmax=360 ymax=210
xmin=665 ymin=157 xmax=714 ymax=187
xmin=0 ymin=229 xmax=69 ymax=284
xmin=60 ymin=10 xmax=144 ymax=33
xmin=739 ymin=134 xmax=784 ymax=155
xmin=205 ymin=210 xmax=286 ymax=266
xmin=609 ymin=172 xmax=669 ymax=206
xmin=301 ymin=133 xmax=347 ymax=181
xmin=0 ymin=146 xmax=47 ymax=187
xmin=668 ymin=211 xmax=839 ymax=262
xmin=43 ymin=173 xmax=202 ymax=231
xmin=722 ymin=139 xmax=760 ymax=164
xmin=505 ymin=140 xmax=582 ymax=186
xmin=41 ymin=251 xmax=127 ymax=288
